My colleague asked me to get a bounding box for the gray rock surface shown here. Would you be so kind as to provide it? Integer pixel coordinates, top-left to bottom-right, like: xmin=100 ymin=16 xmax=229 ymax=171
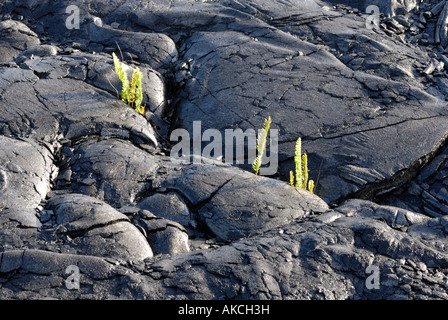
xmin=48 ymin=193 xmax=153 ymax=261
xmin=2 ymin=0 xmax=448 ymax=301
xmin=0 ymin=135 xmax=55 ymax=228
xmin=0 ymin=19 xmax=40 ymax=63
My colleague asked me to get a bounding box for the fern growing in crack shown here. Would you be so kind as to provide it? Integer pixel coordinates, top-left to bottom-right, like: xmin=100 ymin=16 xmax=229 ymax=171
xmin=290 ymin=137 xmax=315 ymax=193
xmin=112 ymin=52 xmax=145 ymax=116
xmin=129 ymin=67 xmax=144 ymax=116
xmin=252 ymin=115 xmax=272 ymax=175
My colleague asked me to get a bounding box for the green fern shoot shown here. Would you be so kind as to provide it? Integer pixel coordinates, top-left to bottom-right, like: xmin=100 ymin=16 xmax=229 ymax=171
xmin=290 ymin=138 xmax=315 ymax=193
xmin=112 ymin=52 xmax=145 ymax=116
xmin=252 ymin=116 xmax=272 ymax=175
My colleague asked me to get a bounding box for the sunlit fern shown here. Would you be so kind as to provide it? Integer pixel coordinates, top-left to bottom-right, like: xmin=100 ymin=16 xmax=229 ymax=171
xmin=112 ymin=52 xmax=145 ymax=116
xmin=290 ymin=137 xmax=315 ymax=193
xmin=252 ymin=116 xmax=272 ymax=175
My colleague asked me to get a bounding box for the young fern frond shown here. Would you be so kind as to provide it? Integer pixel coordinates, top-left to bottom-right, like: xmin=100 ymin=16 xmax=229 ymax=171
xmin=294 ymin=138 xmax=303 ymax=188
xmin=129 ymin=69 xmax=138 ymax=105
xmin=252 ymin=116 xmax=272 ymax=175
xmin=252 ymin=157 xmax=262 ymax=175
xmin=289 ymin=170 xmax=294 ymax=187
xmin=301 ymin=153 xmax=309 ymax=189
xmin=112 ymin=52 xmax=130 ymax=103
xmin=308 ymin=180 xmax=315 ymax=194
xmin=291 ymin=137 xmax=315 ymax=193
xmin=133 ymin=67 xmax=144 ymax=116
xmin=112 ymin=52 xmax=145 ymax=116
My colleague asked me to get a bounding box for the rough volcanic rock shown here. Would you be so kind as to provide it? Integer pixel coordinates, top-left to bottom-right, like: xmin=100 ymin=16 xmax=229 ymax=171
xmin=59 ymin=138 xmax=160 ymax=207
xmin=3 ymin=0 xmax=448 ymax=301
xmin=133 ymin=209 xmax=190 ymax=255
xmin=0 ymin=19 xmax=40 ymax=63
xmin=326 ymin=0 xmax=421 ymax=17
xmin=0 ymin=135 xmax=55 ymax=228
xmin=88 ymin=16 xmax=178 ymax=70
xmin=47 ymin=194 xmax=153 ymax=262
xmin=137 ymin=192 xmax=192 ymax=227
xmin=134 ymin=0 xmax=448 ymax=205
xmin=157 ymin=164 xmax=329 ymax=241
xmin=0 ymin=61 xmax=158 ymax=146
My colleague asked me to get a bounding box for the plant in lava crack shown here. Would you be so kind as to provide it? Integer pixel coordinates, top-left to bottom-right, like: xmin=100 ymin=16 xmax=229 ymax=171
xmin=252 ymin=115 xmax=272 ymax=175
xmin=290 ymin=137 xmax=315 ymax=193
xmin=112 ymin=52 xmax=145 ymax=116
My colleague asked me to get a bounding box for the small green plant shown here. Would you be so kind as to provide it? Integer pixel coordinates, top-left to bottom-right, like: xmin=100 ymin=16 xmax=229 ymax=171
xmin=112 ymin=52 xmax=145 ymax=116
xmin=252 ymin=115 xmax=272 ymax=175
xmin=290 ymin=137 xmax=315 ymax=193
xmin=251 ymin=118 xmax=316 ymax=193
